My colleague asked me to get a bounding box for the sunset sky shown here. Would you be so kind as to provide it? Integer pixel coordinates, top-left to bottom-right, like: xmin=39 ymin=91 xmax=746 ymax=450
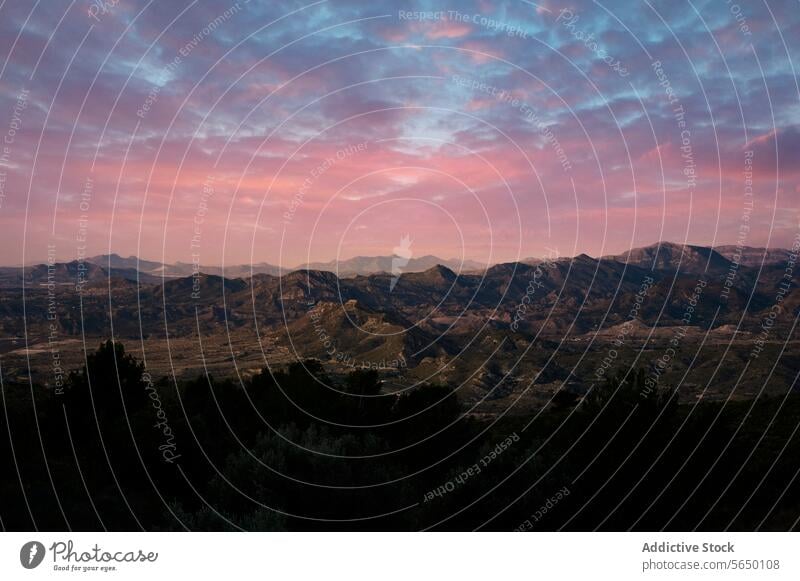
xmin=0 ymin=0 xmax=798 ymax=267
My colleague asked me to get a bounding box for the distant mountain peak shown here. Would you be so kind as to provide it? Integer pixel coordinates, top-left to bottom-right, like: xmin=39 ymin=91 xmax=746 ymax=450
xmin=297 ymin=255 xmax=483 ymax=277
xmin=603 ymin=241 xmax=731 ymax=273
xmin=428 ymin=264 xmax=456 ymax=278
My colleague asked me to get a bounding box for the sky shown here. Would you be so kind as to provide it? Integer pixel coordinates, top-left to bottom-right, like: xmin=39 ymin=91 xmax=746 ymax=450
xmin=0 ymin=0 xmax=798 ymax=267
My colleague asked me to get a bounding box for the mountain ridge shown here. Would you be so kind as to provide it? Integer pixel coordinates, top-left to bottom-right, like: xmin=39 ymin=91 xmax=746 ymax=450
xmin=3 ymin=242 xmax=791 ymax=288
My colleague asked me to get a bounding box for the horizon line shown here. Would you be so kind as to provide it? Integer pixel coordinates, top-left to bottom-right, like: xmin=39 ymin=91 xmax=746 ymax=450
xmin=8 ymin=240 xmax=791 ymax=270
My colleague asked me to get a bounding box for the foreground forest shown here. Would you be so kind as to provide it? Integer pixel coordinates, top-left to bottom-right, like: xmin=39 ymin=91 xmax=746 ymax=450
xmin=1 ymin=341 xmax=798 ymax=531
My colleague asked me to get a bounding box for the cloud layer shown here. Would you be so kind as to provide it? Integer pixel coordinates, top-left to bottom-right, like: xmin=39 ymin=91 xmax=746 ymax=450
xmin=0 ymin=0 xmax=798 ymax=266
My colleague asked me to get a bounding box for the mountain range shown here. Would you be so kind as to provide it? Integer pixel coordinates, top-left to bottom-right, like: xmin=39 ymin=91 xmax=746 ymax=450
xmin=3 ymin=241 xmax=796 ymax=401
xmin=3 ymin=241 xmax=795 ymax=339
xmin=4 ymin=242 xmax=790 ymax=287
xmin=71 ymin=253 xmax=485 ymax=279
